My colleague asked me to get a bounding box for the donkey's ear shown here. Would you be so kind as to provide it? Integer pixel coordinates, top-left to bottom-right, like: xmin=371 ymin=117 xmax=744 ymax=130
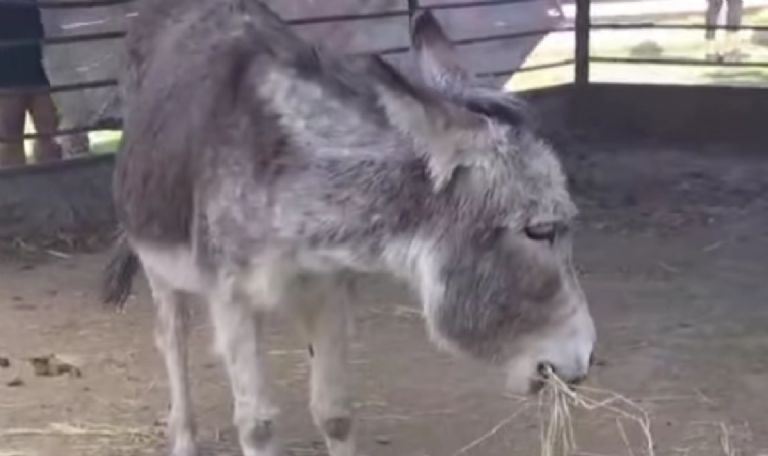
xmin=410 ymin=9 xmax=470 ymax=95
xmin=368 ymin=55 xmax=491 ymax=191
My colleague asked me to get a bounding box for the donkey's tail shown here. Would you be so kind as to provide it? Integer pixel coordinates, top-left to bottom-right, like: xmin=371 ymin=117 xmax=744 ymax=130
xmin=102 ymin=232 xmax=140 ymax=310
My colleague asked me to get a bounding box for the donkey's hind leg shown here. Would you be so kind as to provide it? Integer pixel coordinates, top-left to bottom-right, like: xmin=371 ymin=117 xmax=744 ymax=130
xmin=209 ymin=280 xmax=281 ymax=456
xmin=146 ymin=271 xmax=198 ymax=456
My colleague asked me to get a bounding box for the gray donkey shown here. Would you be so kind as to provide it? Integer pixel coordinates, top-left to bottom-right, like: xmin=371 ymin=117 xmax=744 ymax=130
xmin=103 ymin=0 xmax=596 ymax=455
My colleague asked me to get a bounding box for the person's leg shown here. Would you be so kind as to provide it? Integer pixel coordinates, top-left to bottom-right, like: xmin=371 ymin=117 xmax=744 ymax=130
xmin=724 ymin=0 xmax=744 ymax=60
xmin=0 ymin=94 xmax=28 ymax=167
xmin=28 ymin=92 xmax=62 ymax=164
xmin=705 ymin=0 xmax=724 ymax=58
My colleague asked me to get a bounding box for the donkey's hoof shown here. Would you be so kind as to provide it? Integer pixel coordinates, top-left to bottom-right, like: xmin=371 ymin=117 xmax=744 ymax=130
xmin=171 ymin=438 xmax=199 ymax=456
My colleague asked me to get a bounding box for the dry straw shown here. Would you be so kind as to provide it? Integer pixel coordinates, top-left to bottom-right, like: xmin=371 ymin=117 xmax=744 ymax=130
xmin=538 ymin=366 xmax=654 ymax=456
xmin=0 ymin=422 xmax=151 ymax=438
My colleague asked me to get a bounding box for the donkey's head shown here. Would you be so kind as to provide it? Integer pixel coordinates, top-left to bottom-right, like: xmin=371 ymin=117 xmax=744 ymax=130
xmin=380 ymin=10 xmax=595 ymax=393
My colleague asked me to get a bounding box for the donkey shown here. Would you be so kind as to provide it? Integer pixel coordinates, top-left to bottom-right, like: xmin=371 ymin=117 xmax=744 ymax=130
xmin=103 ymin=0 xmax=596 ymax=455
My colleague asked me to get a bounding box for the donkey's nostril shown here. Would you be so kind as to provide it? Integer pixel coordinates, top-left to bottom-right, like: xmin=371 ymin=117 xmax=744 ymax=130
xmin=537 ymin=362 xmax=555 ymax=379
xmin=589 ymin=351 xmax=596 ymax=367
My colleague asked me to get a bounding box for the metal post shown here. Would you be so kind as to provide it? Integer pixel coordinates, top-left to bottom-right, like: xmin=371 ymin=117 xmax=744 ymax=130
xmin=408 ymin=0 xmax=419 ymax=17
xmin=574 ymin=0 xmax=591 ymax=86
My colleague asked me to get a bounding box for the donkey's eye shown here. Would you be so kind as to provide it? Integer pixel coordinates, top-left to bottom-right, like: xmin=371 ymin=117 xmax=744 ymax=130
xmin=524 ymin=222 xmax=557 ymax=243
xmin=483 ymin=226 xmax=508 ymax=243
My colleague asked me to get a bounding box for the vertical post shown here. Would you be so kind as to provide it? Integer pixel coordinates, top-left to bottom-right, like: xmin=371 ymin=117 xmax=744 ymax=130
xmin=574 ymin=0 xmax=591 ymax=86
xmin=408 ymin=0 xmax=419 ymax=18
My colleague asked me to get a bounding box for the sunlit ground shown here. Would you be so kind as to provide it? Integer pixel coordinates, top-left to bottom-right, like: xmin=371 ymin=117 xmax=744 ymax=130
xmin=507 ymin=8 xmax=768 ymax=90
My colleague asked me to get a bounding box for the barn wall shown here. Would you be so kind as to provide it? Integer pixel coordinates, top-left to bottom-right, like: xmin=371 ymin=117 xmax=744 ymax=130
xmin=519 ymin=84 xmax=577 ymax=143
xmin=0 ymin=155 xmax=115 ymax=242
xmin=559 ymin=83 xmax=768 ymax=145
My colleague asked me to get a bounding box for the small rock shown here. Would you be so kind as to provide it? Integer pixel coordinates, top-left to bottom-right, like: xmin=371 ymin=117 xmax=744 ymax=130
xmin=375 ymin=436 xmax=392 ymax=446
xmin=6 ymin=377 xmax=23 ymax=387
xmin=0 ymin=357 xmax=9 ymax=368
xmin=30 ymin=355 xmax=82 ymax=378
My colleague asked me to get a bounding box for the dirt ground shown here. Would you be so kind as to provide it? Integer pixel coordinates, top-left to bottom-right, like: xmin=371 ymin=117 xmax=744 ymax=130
xmin=2 ymin=141 xmax=768 ymax=456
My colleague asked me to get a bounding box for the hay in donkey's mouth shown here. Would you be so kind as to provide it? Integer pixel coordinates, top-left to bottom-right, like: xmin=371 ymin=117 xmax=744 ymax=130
xmin=453 ymin=367 xmax=745 ymax=456
xmin=538 ymin=366 xmax=655 ymax=456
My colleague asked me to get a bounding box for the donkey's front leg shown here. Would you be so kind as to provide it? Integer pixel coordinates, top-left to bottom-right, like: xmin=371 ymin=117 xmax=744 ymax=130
xmin=210 ymin=285 xmax=280 ymax=456
xmin=302 ymin=297 xmax=356 ymax=456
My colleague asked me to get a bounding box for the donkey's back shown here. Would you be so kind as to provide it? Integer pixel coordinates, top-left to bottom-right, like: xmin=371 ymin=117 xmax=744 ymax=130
xmin=116 ymin=0 xmax=305 ymax=247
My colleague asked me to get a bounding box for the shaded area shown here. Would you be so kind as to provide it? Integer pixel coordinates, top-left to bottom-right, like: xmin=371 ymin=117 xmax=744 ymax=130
xmin=0 ymin=155 xmax=114 ymax=245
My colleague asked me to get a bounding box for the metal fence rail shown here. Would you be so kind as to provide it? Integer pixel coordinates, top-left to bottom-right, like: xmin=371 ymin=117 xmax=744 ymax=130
xmin=0 ymin=31 xmax=125 ymax=49
xmin=586 ymin=23 xmax=768 ymax=72
xmin=0 ymin=78 xmax=118 ymax=95
xmin=578 ymin=16 xmax=768 ymax=84
xmin=591 ymin=56 xmax=768 ymax=68
xmin=1 ymin=0 xmax=133 ymax=8
xmin=373 ymin=26 xmax=573 ymax=56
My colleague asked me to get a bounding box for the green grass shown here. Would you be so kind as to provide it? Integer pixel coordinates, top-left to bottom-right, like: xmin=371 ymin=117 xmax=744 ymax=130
xmin=89 ymin=130 xmax=122 ymax=155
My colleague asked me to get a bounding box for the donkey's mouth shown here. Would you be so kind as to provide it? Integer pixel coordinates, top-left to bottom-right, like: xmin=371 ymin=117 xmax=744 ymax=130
xmin=527 ymin=361 xmax=555 ymax=394
xmin=528 ymin=377 xmax=547 ymax=394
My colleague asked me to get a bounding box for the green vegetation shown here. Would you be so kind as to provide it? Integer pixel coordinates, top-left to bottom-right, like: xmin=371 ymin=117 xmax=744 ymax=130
xmin=89 ymin=130 xmax=122 ymax=155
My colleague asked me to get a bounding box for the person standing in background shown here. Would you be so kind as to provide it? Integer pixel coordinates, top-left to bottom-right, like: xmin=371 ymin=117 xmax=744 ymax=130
xmin=705 ymin=0 xmax=744 ymax=62
xmin=0 ymin=1 xmax=63 ymax=167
